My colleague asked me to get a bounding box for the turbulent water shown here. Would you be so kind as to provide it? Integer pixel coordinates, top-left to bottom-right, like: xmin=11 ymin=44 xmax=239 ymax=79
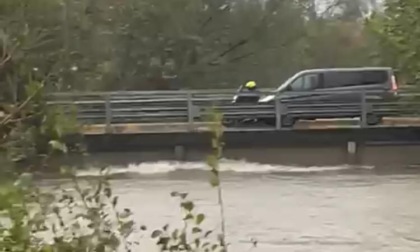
xmin=55 ymin=158 xmax=420 ymax=252
xmin=77 ymin=159 xmax=374 ymax=177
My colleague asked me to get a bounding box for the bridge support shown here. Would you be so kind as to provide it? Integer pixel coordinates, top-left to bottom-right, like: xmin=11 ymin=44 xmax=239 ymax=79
xmin=347 ymin=141 xmax=357 ymax=155
xmin=174 ymin=145 xmax=187 ymax=161
xmin=345 ymin=141 xmax=364 ymax=164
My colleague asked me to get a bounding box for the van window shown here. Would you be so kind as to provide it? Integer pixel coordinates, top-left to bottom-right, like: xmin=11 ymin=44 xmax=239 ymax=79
xmin=323 ymin=70 xmax=388 ymax=88
xmin=361 ymin=70 xmax=388 ymax=85
xmin=289 ymin=74 xmax=320 ymax=91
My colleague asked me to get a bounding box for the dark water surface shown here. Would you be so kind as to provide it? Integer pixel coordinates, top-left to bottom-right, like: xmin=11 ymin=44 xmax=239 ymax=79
xmin=45 ymin=146 xmax=420 ymax=251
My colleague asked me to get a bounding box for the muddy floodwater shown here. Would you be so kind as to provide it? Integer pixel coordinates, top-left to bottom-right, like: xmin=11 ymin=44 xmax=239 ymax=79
xmin=43 ymin=146 xmax=420 ymax=251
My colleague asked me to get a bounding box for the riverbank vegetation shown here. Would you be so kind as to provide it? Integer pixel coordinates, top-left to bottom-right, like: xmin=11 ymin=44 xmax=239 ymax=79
xmin=0 ymin=97 xmax=228 ymax=251
xmin=0 ymin=79 xmax=229 ymax=250
xmin=0 ymin=0 xmax=419 ymax=250
xmin=1 ymin=0 xmax=419 ymax=95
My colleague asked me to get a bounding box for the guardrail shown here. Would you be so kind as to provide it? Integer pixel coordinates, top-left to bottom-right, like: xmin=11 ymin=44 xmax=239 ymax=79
xmin=47 ymin=89 xmax=420 ymax=132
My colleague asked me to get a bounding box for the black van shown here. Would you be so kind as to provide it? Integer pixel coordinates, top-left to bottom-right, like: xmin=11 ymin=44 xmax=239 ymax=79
xmin=256 ymin=67 xmax=399 ymax=127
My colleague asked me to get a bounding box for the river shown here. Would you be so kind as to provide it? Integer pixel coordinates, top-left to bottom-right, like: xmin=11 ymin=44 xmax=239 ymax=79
xmin=46 ymin=147 xmax=420 ymax=251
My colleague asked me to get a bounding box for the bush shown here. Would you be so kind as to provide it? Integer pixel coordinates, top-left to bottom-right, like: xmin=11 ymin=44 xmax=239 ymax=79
xmin=0 ymin=98 xmax=232 ymax=251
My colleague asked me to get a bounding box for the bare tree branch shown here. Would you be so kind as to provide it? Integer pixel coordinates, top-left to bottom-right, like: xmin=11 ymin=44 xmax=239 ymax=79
xmin=0 ymin=84 xmax=43 ymax=127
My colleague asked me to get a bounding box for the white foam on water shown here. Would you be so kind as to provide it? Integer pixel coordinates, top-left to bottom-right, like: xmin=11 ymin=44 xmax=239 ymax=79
xmin=76 ymin=159 xmax=374 ymax=177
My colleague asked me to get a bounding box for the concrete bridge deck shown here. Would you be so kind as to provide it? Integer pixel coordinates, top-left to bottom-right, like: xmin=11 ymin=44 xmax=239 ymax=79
xmin=81 ymin=117 xmax=420 ymax=135
xmin=77 ymin=117 xmax=420 ymax=155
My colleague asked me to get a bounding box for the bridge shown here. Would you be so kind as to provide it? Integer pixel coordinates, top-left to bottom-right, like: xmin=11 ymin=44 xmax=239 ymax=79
xmin=48 ymin=89 xmax=420 ymax=154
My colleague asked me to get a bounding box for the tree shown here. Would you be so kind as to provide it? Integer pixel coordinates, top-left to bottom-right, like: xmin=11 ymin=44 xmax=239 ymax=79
xmin=0 ymin=0 xmax=386 ymax=91
xmin=0 ymin=0 xmax=64 ymax=101
xmin=366 ymin=0 xmax=420 ymax=84
xmin=319 ymin=0 xmax=379 ymax=20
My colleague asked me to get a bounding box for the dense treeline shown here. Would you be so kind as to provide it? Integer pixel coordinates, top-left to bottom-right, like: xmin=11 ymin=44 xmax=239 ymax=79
xmin=0 ymin=0 xmax=418 ymax=97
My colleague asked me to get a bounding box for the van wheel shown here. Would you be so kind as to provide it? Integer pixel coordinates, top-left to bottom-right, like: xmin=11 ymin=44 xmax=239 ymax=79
xmin=281 ymin=115 xmax=296 ymax=128
xmin=223 ymin=119 xmax=239 ymax=127
xmin=262 ymin=118 xmax=275 ymax=126
xmin=366 ymin=114 xmax=382 ymax=126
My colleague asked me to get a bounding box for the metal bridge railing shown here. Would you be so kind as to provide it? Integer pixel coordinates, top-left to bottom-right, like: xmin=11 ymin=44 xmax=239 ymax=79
xmin=46 ymin=89 xmax=420 ymax=132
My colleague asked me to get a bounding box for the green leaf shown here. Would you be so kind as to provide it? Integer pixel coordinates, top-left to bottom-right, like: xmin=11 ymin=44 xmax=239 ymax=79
xmin=120 ymin=220 xmax=135 ymax=237
xmin=192 ymin=227 xmax=201 ymax=233
xmin=211 ymin=138 xmax=218 ymax=149
xmin=171 ymin=229 xmax=179 ymax=239
xmin=209 ymin=173 xmax=220 ymax=187
xmin=163 ymin=224 xmax=169 ymax=231
xmin=180 ymin=232 xmax=187 ymax=244
xmin=14 ymin=173 xmax=33 ymax=188
xmin=25 ymin=81 xmax=43 ymax=97
xmin=184 ymin=213 xmax=193 ymax=220
xmin=157 ymin=237 xmax=170 ymax=248
xmin=207 ymin=155 xmax=218 ymax=169
xmin=181 ymin=201 xmax=194 ymax=211
xmin=109 ymin=233 xmax=121 ymax=248
xmin=194 ymin=238 xmax=201 ymax=247
xmin=112 ymin=196 xmax=118 ymax=207
xmin=104 ymin=187 xmax=112 ymax=198
xmin=151 ymin=230 xmax=162 ymax=238
xmin=49 ymin=140 xmax=68 ymax=153
xmin=196 ymin=213 xmax=205 ymax=225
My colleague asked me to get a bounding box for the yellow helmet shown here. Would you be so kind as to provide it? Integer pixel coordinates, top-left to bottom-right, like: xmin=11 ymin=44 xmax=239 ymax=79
xmin=245 ymin=81 xmax=256 ymax=89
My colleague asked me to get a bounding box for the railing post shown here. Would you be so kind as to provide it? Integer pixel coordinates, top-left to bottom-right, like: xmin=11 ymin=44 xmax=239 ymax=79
xmin=275 ymin=94 xmax=282 ymax=130
xmin=186 ymin=91 xmax=194 ymax=131
xmin=105 ymin=94 xmax=112 ymax=134
xmin=360 ymin=90 xmax=367 ymax=128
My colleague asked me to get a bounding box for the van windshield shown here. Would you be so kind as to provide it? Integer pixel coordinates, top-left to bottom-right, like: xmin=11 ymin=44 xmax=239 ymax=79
xmin=275 ymin=73 xmax=299 ymax=92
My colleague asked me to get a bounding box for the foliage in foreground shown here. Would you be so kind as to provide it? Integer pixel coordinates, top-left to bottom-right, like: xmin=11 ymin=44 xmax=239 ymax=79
xmin=0 ymin=3 xmax=230 ymax=246
xmin=0 ymin=172 xmax=133 ymax=251
xmin=0 ymin=171 xmax=227 ymax=252
xmin=0 ymin=81 xmax=80 ymax=175
xmin=0 ymin=98 xmax=227 ymax=252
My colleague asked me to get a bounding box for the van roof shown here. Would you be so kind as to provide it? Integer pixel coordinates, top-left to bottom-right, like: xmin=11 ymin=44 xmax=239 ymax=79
xmin=298 ymin=67 xmax=393 ymax=75
xmin=275 ymin=67 xmax=394 ymax=92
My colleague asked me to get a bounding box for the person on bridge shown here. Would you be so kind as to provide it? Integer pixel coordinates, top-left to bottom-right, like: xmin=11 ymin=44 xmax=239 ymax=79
xmin=239 ymin=80 xmax=260 ymax=98
xmin=229 ymin=80 xmax=261 ymax=125
xmin=244 ymin=80 xmax=258 ymax=92
xmin=233 ymin=80 xmax=261 ymax=104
